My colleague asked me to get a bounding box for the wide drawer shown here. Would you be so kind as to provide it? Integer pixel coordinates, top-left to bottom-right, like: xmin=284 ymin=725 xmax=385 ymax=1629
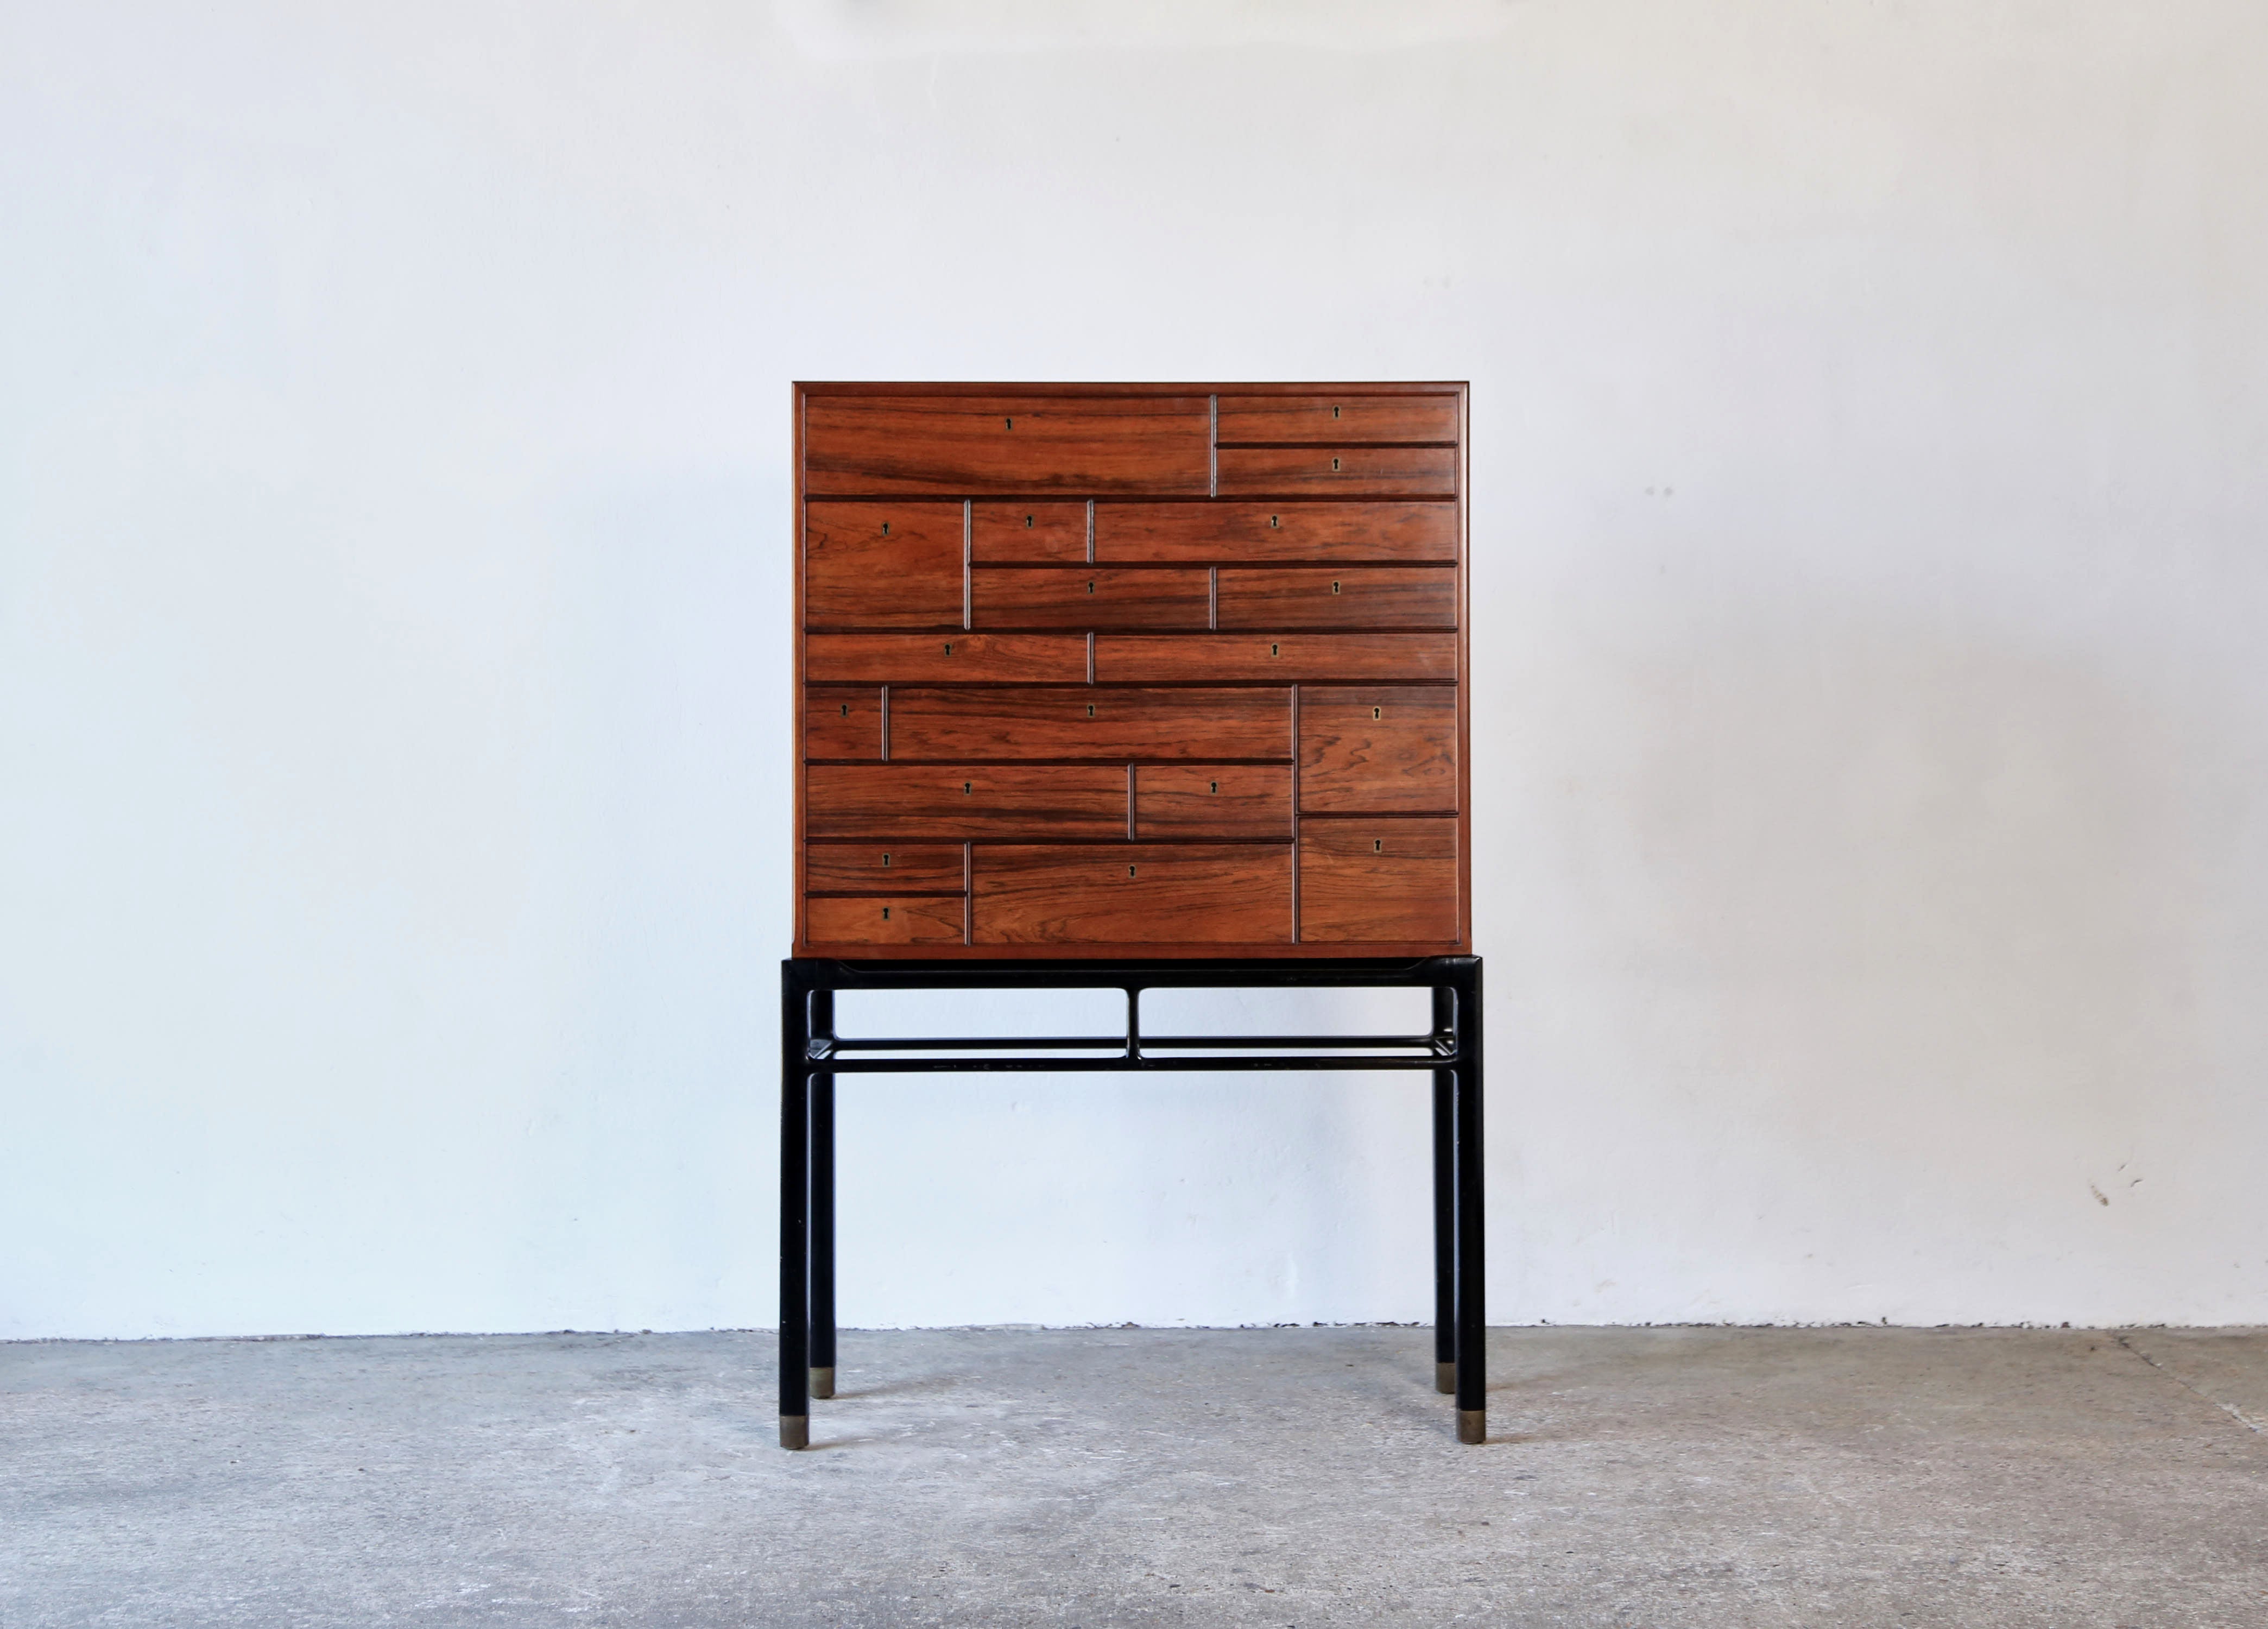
xmin=806 ymin=764 xmax=1128 ymax=838
xmin=804 ymin=502 xmax=965 ymax=629
xmin=805 ymin=895 xmax=966 ymax=945
xmin=1215 ymin=446 xmax=1457 ymax=498
xmin=1298 ymin=687 xmax=1458 ymax=812
xmin=1094 ymin=502 xmax=1456 ymax=564
xmin=1132 ymin=765 xmax=1293 ymax=838
xmin=1216 ymin=567 xmax=1455 ymax=630
xmin=972 ymin=845 xmax=1292 ymax=944
xmin=971 ymin=566 xmax=1210 ymax=630
xmin=1215 ymin=394 xmax=1458 ymax=444
xmin=1094 ymin=633 xmax=1456 ymax=683
xmin=805 ymin=395 xmax=1211 ymax=496
xmin=805 ymin=634 xmax=1088 ymax=685
xmin=804 ymin=686 xmax=882 ymax=759
xmin=971 ymin=501 xmax=1088 ymax=563
xmin=887 ymin=686 xmax=1291 ymax=761
xmin=1297 ymin=818 xmax=1458 ymax=942
xmin=804 ymin=843 xmax=965 ymax=892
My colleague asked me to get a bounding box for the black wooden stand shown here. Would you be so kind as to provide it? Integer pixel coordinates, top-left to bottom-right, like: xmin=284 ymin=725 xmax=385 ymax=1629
xmin=779 ymin=955 xmax=1485 ymax=1447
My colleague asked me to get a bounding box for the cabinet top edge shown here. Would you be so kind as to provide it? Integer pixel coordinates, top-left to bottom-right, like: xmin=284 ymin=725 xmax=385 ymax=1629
xmin=795 ymin=381 xmax=1469 ymax=397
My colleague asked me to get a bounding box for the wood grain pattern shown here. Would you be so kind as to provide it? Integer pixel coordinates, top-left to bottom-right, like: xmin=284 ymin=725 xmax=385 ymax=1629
xmin=1095 ymin=502 xmax=1456 ymax=563
xmin=971 ymin=567 xmax=1210 ymax=630
xmin=804 ymin=844 xmax=966 ymax=892
xmin=1094 ymin=633 xmax=1457 ymax=683
xmin=805 ymin=894 xmax=965 ymax=945
xmin=1297 ymin=818 xmax=1458 ymax=942
xmin=806 ymin=396 xmax=1210 ymax=495
xmin=1215 ymin=394 xmax=1458 ymax=444
xmin=972 ymin=501 xmax=1087 ymax=563
xmin=1133 ymin=765 xmax=1293 ymax=838
xmin=806 ymin=764 xmax=1128 ymax=838
xmin=805 ymin=633 xmax=1088 ymax=684
xmin=1216 ymin=568 xmax=1455 ymax=630
xmin=804 ymin=502 xmax=965 ymax=628
xmin=804 ymin=686 xmax=883 ymax=759
xmin=973 ymin=845 xmax=1291 ymax=944
xmin=887 ymin=687 xmax=1291 ymax=761
xmin=1214 ymin=446 xmax=1457 ymax=498
xmin=1297 ymin=687 xmax=1458 ymax=812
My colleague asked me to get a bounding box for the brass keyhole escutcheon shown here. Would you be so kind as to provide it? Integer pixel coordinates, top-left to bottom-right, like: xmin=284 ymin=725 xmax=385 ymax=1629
xmin=1209 ymin=781 xmax=1218 ymax=794
xmin=880 ymin=521 xmax=889 ymax=536
xmin=1372 ymin=705 xmax=1382 ymax=720
xmin=1331 ymin=405 xmax=1341 ymax=419
xmin=1374 ymin=838 xmax=1383 ymax=853
xmin=1086 ymin=703 xmax=1096 ymax=717
xmin=881 ymin=906 xmax=892 ymax=920
xmin=1004 ymin=416 xmax=1013 ymax=430
xmin=1269 ymin=514 xmax=1280 ymax=528
xmin=1128 ymin=864 xmax=1137 ymax=877
xmin=1331 ymin=580 xmax=1342 ymax=594
xmin=1270 ymin=643 xmax=1280 ymax=656
xmin=881 ymin=853 xmax=892 ymax=867
xmin=1025 ymin=513 xmax=1034 ymax=527
xmin=1086 ymin=580 xmax=1096 ymax=594
xmin=1330 ymin=456 xmax=1342 ymax=471
xmin=840 ymin=703 xmax=849 ymax=716
xmin=962 ymin=781 xmax=972 ymax=794
xmin=943 ymin=641 xmax=953 ymax=655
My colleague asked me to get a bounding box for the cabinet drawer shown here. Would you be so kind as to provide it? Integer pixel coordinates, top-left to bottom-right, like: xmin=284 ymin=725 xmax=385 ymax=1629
xmin=805 ymin=396 xmax=1211 ymax=496
xmin=806 ymin=764 xmax=1128 ymax=838
xmin=1094 ymin=633 xmax=1456 ymax=683
xmin=1216 ymin=394 xmax=1458 ymax=444
xmin=804 ymin=687 xmax=883 ymax=760
xmin=1298 ymin=688 xmax=1458 ymax=812
xmin=888 ymin=686 xmax=1290 ymax=761
xmin=971 ymin=567 xmax=1210 ymax=630
xmin=1133 ymin=765 xmax=1293 ymax=838
xmin=804 ymin=503 xmax=965 ymax=629
xmin=1298 ymin=818 xmax=1458 ymax=942
xmin=973 ymin=845 xmax=1292 ymax=944
xmin=805 ymin=634 xmax=1088 ymax=684
xmin=805 ymin=844 xmax=965 ymax=892
xmin=972 ymin=501 xmax=1088 ymax=563
xmin=1216 ymin=567 xmax=1455 ymax=630
xmin=1215 ymin=446 xmax=1457 ymax=498
xmin=1095 ymin=501 xmax=1456 ymax=564
xmin=806 ymin=895 xmax=965 ymax=945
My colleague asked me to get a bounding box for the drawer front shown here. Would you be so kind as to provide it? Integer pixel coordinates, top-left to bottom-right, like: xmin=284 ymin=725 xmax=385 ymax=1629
xmin=1134 ymin=765 xmax=1292 ymax=838
xmin=1297 ymin=818 xmax=1458 ymax=942
xmin=1298 ymin=687 xmax=1458 ymax=813
xmin=1215 ymin=446 xmax=1457 ymax=498
xmin=1095 ymin=501 xmax=1456 ymax=564
xmin=804 ymin=687 xmax=883 ymax=759
xmin=972 ymin=501 xmax=1088 ymax=563
xmin=971 ymin=567 xmax=1210 ymax=630
xmin=807 ymin=764 xmax=1128 ymax=838
xmin=805 ymin=633 xmax=1088 ymax=685
xmin=804 ymin=843 xmax=965 ymax=892
xmin=973 ymin=845 xmax=1292 ymax=944
xmin=1215 ymin=394 xmax=1458 ymax=444
xmin=1094 ymin=633 xmax=1457 ymax=683
xmin=804 ymin=502 xmax=965 ymax=629
xmin=805 ymin=396 xmax=1211 ymax=495
xmin=805 ymin=894 xmax=966 ymax=945
xmin=1216 ymin=567 xmax=1455 ymax=630
xmin=888 ymin=686 xmax=1291 ymax=761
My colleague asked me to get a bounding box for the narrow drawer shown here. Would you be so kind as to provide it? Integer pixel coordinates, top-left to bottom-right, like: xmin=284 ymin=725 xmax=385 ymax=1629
xmin=971 ymin=567 xmax=1210 ymax=630
xmin=1094 ymin=633 xmax=1456 ymax=683
xmin=888 ymin=687 xmax=1291 ymax=761
xmin=1298 ymin=818 xmax=1458 ymax=943
xmin=806 ymin=764 xmax=1128 ymax=838
xmin=1095 ymin=501 xmax=1456 ymax=564
xmin=1298 ymin=687 xmax=1458 ymax=813
xmin=973 ymin=845 xmax=1292 ymax=944
xmin=804 ymin=687 xmax=882 ymax=760
xmin=1216 ymin=567 xmax=1455 ymax=630
xmin=1133 ymin=765 xmax=1293 ymax=838
xmin=1216 ymin=394 xmax=1458 ymax=444
xmin=806 ymin=895 xmax=965 ymax=946
xmin=804 ymin=844 xmax=965 ymax=892
xmin=805 ymin=633 xmax=1088 ymax=685
xmin=805 ymin=395 xmax=1211 ymax=495
xmin=972 ymin=501 xmax=1088 ymax=563
xmin=1215 ymin=446 xmax=1457 ymax=498
xmin=804 ymin=502 xmax=965 ymax=629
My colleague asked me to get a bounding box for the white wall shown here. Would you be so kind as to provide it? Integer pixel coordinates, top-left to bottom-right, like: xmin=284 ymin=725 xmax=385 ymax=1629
xmin=5 ymin=1 xmax=2266 ymax=1338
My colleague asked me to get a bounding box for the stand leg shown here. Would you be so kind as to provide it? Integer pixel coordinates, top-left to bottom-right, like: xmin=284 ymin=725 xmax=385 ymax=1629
xmin=1431 ymin=989 xmax=1456 ymax=1396
xmin=1452 ymin=962 xmax=1487 ymax=1444
xmin=809 ymin=994 xmax=837 ymax=1401
xmin=779 ymin=965 xmax=812 ymax=1449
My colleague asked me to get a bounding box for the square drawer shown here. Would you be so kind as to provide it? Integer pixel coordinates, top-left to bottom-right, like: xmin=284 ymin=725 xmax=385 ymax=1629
xmin=805 ymin=503 xmax=965 ymax=629
xmin=1095 ymin=501 xmax=1456 ymax=564
xmin=972 ymin=845 xmax=1292 ymax=944
xmin=804 ymin=687 xmax=882 ymax=760
xmin=1298 ymin=687 xmax=1458 ymax=813
xmin=1217 ymin=567 xmax=1455 ymax=630
xmin=805 ymin=395 xmax=1210 ymax=495
xmin=806 ymin=764 xmax=1129 ymax=839
xmin=1132 ymin=765 xmax=1293 ymax=838
xmin=972 ymin=501 xmax=1088 ymax=563
xmin=1214 ymin=446 xmax=1457 ymax=498
xmin=1298 ymin=818 xmax=1458 ymax=942
xmin=1215 ymin=394 xmax=1458 ymax=444
xmin=805 ymin=895 xmax=966 ymax=945
xmin=887 ymin=687 xmax=1291 ymax=761
xmin=971 ymin=566 xmax=1210 ymax=630
xmin=804 ymin=844 xmax=965 ymax=892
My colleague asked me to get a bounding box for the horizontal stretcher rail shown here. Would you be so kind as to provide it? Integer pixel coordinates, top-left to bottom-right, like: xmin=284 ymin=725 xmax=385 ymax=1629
xmin=805 ymin=1052 xmax=1465 ymax=1074
xmin=818 ymin=1033 xmax=1446 ymax=1054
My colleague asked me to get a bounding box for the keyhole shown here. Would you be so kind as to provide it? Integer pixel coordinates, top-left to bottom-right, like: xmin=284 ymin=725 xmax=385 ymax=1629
xmin=1330 ymin=580 xmax=1342 ymax=594
xmin=1086 ymin=580 xmax=1096 ymax=594
xmin=1372 ymin=705 xmax=1382 ymax=721
xmin=943 ymin=641 xmax=953 ymax=655
xmin=1374 ymin=838 xmax=1382 ymax=853
xmin=1086 ymin=703 xmax=1096 ymax=717
xmin=1269 ymin=514 xmax=1280 ymax=529
xmin=882 ymin=853 xmax=892 ymax=867
xmin=882 ymin=906 xmax=892 ymax=920
xmin=1331 ymin=405 xmax=1341 ymax=419
xmin=881 ymin=521 xmax=890 ymax=536
xmin=1330 ymin=456 xmax=1341 ymax=471
xmin=1004 ymin=416 xmax=1013 ymax=430
xmin=1209 ymin=781 xmax=1218 ymax=794
xmin=962 ymin=781 xmax=972 ymax=794
xmin=1128 ymin=864 xmax=1137 ymax=877
xmin=1024 ymin=513 xmax=1034 ymax=528
xmin=1269 ymin=643 xmax=1280 ymax=656
xmin=839 ymin=703 xmax=849 ymax=717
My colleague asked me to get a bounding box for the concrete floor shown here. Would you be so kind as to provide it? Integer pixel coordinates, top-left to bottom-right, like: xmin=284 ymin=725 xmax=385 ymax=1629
xmin=3 ymin=1327 xmax=2264 ymax=1627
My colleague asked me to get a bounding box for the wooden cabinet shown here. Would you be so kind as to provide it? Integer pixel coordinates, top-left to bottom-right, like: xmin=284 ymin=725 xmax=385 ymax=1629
xmin=795 ymin=383 xmax=1469 ymax=956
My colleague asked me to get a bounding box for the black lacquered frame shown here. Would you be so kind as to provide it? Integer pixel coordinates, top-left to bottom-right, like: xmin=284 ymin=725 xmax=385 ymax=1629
xmin=778 ymin=954 xmax=1486 ymax=1447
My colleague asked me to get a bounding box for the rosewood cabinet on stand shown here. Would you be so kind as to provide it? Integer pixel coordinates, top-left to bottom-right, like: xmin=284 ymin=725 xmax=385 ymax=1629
xmin=782 ymin=382 xmax=1484 ymax=1447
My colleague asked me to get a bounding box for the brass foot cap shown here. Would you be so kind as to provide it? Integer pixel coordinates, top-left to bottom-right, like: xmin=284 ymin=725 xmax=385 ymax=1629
xmin=779 ymin=1414 xmax=808 ymax=1450
xmin=810 ymin=1366 xmax=835 ymax=1400
xmin=1456 ymin=1409 xmax=1486 ymax=1445
xmin=1435 ymin=1361 xmax=1457 ymax=1396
